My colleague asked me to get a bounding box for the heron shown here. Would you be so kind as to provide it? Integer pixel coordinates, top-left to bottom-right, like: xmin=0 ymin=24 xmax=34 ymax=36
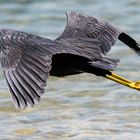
xmin=0 ymin=11 xmax=140 ymax=109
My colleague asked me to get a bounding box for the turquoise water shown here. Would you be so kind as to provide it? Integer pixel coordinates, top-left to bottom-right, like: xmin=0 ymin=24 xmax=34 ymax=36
xmin=0 ymin=0 xmax=140 ymax=139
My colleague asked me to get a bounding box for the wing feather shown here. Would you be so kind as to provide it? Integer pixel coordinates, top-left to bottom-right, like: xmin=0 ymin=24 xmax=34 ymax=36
xmin=13 ymin=71 xmax=36 ymax=106
xmin=16 ymin=65 xmax=41 ymax=99
xmin=0 ymin=29 xmax=57 ymax=109
xmin=3 ymin=54 xmax=52 ymax=109
xmin=4 ymin=71 xmax=27 ymax=108
xmin=56 ymin=11 xmax=121 ymax=54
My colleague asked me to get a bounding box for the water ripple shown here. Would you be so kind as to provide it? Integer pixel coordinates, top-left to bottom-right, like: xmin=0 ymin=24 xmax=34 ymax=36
xmin=0 ymin=0 xmax=140 ymax=139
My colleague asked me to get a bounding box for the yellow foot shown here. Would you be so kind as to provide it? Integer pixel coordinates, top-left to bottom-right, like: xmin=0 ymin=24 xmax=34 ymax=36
xmin=105 ymin=72 xmax=140 ymax=91
xmin=130 ymin=81 xmax=140 ymax=90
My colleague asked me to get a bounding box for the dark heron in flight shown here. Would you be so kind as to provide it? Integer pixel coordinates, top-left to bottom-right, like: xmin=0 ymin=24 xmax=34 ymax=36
xmin=0 ymin=11 xmax=140 ymax=109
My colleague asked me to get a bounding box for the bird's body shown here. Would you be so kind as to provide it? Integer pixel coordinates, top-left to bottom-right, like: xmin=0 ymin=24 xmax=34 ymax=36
xmin=0 ymin=11 xmax=140 ymax=109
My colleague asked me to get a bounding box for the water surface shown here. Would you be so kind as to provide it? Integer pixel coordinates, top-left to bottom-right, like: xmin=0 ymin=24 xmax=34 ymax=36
xmin=0 ymin=0 xmax=140 ymax=139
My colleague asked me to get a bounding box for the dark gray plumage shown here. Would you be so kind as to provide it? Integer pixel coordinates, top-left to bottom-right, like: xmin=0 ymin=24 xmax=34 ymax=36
xmin=0 ymin=11 xmax=139 ymax=109
xmin=56 ymin=11 xmax=121 ymax=54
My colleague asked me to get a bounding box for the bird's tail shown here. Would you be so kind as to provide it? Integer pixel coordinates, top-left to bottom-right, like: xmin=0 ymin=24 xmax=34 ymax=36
xmin=118 ymin=32 xmax=140 ymax=55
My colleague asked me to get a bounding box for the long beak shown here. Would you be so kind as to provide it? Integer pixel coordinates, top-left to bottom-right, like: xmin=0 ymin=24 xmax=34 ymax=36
xmin=105 ymin=72 xmax=140 ymax=90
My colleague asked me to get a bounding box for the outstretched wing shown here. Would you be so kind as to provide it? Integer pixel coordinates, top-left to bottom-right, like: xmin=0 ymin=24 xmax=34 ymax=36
xmin=0 ymin=29 xmax=61 ymax=109
xmin=56 ymin=11 xmax=121 ymax=54
xmin=56 ymin=11 xmax=140 ymax=55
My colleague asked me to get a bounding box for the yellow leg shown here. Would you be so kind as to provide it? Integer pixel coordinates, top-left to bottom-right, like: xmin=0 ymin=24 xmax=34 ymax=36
xmin=105 ymin=72 xmax=140 ymax=90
